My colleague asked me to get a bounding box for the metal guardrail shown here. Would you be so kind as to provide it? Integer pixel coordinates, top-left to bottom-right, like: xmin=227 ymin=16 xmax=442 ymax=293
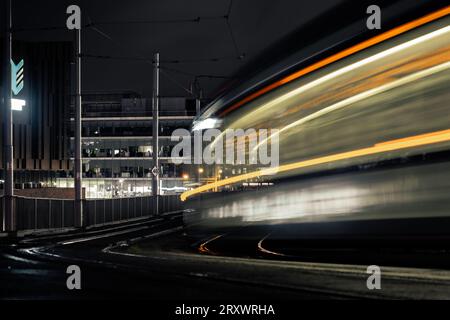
xmin=80 ymin=111 xmax=197 ymax=118
xmin=15 ymin=197 xmax=75 ymax=230
xmin=1 ymin=195 xmax=183 ymax=232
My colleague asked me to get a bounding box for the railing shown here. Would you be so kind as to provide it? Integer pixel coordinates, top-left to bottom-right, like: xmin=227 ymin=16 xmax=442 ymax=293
xmin=1 ymin=195 xmax=183 ymax=232
xmin=71 ymin=111 xmax=197 ymax=118
xmin=84 ymin=195 xmax=182 ymax=227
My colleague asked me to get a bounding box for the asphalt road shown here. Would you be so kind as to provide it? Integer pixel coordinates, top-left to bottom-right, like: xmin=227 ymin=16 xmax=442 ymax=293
xmin=0 ymin=214 xmax=329 ymax=300
xmin=2 ymin=212 xmax=450 ymax=302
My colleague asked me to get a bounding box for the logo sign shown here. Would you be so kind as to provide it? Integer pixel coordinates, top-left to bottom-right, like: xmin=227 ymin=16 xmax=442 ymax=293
xmin=11 ymin=59 xmax=24 ymax=95
xmin=11 ymin=59 xmax=26 ymax=111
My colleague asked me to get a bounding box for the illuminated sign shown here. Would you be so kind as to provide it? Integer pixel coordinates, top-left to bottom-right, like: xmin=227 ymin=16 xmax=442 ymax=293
xmin=11 ymin=59 xmax=24 ymax=95
xmin=11 ymin=59 xmax=25 ymax=111
xmin=11 ymin=99 xmax=26 ymax=111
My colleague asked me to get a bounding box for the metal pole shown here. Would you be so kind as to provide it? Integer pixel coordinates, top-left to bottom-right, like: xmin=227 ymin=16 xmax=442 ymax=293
xmin=74 ymin=28 xmax=83 ymax=227
xmin=152 ymin=53 xmax=160 ymax=215
xmin=3 ymin=0 xmax=15 ymax=233
xmin=196 ymin=99 xmax=201 ymax=117
xmin=195 ymin=93 xmax=202 ymax=185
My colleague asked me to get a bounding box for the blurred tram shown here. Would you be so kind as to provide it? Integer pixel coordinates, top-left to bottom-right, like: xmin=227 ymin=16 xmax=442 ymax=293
xmin=182 ymin=4 xmax=450 ymax=240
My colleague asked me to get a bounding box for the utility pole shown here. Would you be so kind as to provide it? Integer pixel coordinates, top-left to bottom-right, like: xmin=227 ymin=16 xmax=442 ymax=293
xmin=74 ymin=28 xmax=83 ymax=227
xmin=152 ymin=53 xmax=160 ymax=215
xmin=196 ymin=98 xmax=201 ymax=117
xmin=3 ymin=0 xmax=15 ymax=233
xmin=195 ymin=92 xmax=202 ymax=184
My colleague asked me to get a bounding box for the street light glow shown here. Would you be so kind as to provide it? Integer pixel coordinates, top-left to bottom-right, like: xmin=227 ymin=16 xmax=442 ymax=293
xmin=192 ymin=118 xmax=220 ymax=131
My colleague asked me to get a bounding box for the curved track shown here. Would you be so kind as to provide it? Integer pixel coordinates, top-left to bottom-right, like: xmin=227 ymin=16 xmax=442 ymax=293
xmin=3 ymin=213 xmax=450 ymax=300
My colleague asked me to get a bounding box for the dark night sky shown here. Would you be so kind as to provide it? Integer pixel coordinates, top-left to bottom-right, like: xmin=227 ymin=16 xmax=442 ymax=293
xmin=10 ymin=0 xmax=342 ymax=100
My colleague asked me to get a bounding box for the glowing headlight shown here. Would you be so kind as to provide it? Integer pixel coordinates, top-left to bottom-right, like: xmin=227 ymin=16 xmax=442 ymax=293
xmin=192 ymin=118 xmax=221 ymax=131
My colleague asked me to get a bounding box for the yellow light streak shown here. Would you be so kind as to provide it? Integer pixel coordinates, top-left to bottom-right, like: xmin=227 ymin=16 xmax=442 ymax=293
xmin=219 ymin=6 xmax=450 ymax=117
xmin=211 ymin=24 xmax=450 ymax=151
xmin=253 ymin=60 xmax=450 ymax=152
xmin=181 ymin=129 xmax=450 ymax=201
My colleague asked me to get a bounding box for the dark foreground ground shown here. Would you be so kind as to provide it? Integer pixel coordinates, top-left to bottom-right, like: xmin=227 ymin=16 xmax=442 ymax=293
xmin=2 ymin=212 xmax=450 ymax=310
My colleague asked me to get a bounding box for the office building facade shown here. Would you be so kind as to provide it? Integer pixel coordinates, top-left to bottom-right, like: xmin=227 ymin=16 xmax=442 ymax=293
xmin=0 ymin=40 xmax=73 ymax=190
xmin=56 ymin=92 xmax=196 ymax=199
